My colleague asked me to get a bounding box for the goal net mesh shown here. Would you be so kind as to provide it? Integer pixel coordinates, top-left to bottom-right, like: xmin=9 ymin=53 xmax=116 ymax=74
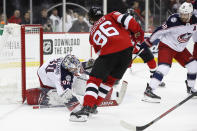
xmin=0 ymin=24 xmax=43 ymax=104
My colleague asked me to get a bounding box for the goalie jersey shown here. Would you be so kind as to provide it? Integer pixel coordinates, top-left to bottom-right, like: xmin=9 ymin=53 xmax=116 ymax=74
xmin=37 ymin=58 xmax=74 ymax=96
xmin=148 ymin=13 xmax=197 ymax=52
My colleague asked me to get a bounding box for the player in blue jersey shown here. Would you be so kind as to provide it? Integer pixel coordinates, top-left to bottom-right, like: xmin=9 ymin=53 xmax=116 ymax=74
xmin=140 ymin=2 xmax=197 ymax=103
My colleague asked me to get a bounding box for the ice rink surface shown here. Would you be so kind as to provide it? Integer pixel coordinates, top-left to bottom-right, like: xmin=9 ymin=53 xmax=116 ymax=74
xmin=0 ymin=63 xmax=197 ymax=131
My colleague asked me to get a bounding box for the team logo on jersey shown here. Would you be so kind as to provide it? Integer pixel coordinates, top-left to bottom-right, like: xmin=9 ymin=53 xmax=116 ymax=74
xmin=62 ymin=75 xmax=72 ymax=85
xmin=65 ymin=75 xmax=71 ymax=82
xmin=170 ymin=17 xmax=177 ymax=23
xmin=177 ymin=33 xmax=192 ymax=43
xmin=162 ymin=23 xmax=167 ymax=29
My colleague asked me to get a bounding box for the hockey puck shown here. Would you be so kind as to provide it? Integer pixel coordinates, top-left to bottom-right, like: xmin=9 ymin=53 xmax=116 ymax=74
xmin=33 ymin=106 xmax=39 ymax=109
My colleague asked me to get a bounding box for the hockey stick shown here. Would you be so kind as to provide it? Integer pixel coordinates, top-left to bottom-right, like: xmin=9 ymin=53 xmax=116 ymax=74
xmin=76 ymin=76 xmax=88 ymax=81
xmin=132 ymin=48 xmax=144 ymax=61
xmin=120 ymin=92 xmax=197 ymax=131
xmin=116 ymin=81 xmax=128 ymax=104
xmin=33 ymin=105 xmax=65 ymax=109
xmin=99 ymin=81 xmax=128 ymax=107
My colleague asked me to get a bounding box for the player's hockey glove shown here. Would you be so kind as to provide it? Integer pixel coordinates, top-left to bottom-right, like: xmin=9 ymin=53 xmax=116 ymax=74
xmin=86 ymin=58 xmax=95 ymax=69
xmin=139 ymin=38 xmax=152 ymax=50
xmin=80 ymin=58 xmax=95 ymax=75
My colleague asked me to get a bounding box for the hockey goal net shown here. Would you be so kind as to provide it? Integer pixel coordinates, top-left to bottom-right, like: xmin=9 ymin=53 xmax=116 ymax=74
xmin=0 ymin=24 xmax=43 ymax=104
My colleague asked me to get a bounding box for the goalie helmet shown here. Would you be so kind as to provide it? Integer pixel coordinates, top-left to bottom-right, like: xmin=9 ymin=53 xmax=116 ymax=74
xmin=62 ymin=54 xmax=81 ymax=74
xmin=178 ymin=2 xmax=193 ymax=22
xmin=88 ymin=6 xmax=103 ymax=25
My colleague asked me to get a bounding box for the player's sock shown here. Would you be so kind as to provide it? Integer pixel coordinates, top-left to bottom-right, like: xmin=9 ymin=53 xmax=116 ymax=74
xmin=83 ymin=76 xmax=102 ymax=107
xmin=96 ymin=76 xmax=117 ymax=106
xmin=148 ymin=59 xmax=165 ymax=87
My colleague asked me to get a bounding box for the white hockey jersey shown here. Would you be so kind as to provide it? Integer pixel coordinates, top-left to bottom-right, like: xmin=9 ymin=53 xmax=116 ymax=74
xmin=37 ymin=57 xmax=74 ymax=96
xmin=149 ymin=13 xmax=197 ymax=52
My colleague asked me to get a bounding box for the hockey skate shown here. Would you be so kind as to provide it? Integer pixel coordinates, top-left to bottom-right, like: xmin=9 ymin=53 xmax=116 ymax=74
xmin=142 ymin=84 xmax=161 ymax=103
xmin=158 ymin=82 xmax=165 ymax=87
xmin=185 ymin=80 xmax=197 ymax=98
xmin=90 ymin=105 xmax=98 ymax=114
xmin=69 ymin=106 xmax=92 ymax=122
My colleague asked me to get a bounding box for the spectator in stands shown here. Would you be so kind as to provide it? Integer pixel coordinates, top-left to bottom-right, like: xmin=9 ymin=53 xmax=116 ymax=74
xmin=141 ymin=8 xmax=154 ymax=32
xmin=58 ymin=9 xmax=73 ymax=32
xmin=37 ymin=8 xmax=49 ymax=25
xmin=171 ymin=0 xmax=181 ymax=13
xmin=71 ymin=11 xmax=79 ymax=22
xmin=68 ymin=13 xmax=89 ymax=32
xmin=8 ymin=10 xmax=22 ymax=24
xmin=107 ymin=0 xmax=132 ymax=13
xmin=21 ymin=12 xmax=30 ymax=24
xmin=84 ymin=13 xmax=92 ymax=29
xmin=49 ymin=8 xmax=61 ymax=32
xmin=43 ymin=19 xmax=53 ymax=32
xmin=37 ymin=8 xmax=53 ymax=32
xmin=132 ymin=1 xmax=142 ymax=17
xmin=0 ymin=13 xmax=7 ymax=24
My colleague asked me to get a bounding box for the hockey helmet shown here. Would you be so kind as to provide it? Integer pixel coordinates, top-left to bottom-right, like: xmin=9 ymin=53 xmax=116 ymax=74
xmin=127 ymin=8 xmax=135 ymax=16
xmin=179 ymin=2 xmax=193 ymax=22
xmin=62 ymin=54 xmax=81 ymax=74
xmin=88 ymin=6 xmax=103 ymax=24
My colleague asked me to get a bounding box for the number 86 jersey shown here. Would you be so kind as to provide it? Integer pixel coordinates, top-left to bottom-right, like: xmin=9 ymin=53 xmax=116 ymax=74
xmin=89 ymin=11 xmax=144 ymax=56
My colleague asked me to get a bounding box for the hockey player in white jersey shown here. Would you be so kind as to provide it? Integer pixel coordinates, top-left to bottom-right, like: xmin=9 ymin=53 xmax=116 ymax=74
xmin=140 ymin=2 xmax=197 ymax=103
xmin=26 ymin=54 xmax=83 ymax=111
xmin=26 ymin=55 xmax=126 ymax=111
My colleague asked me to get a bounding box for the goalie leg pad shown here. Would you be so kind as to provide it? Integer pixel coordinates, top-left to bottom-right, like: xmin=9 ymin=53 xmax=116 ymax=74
xmin=26 ymin=88 xmax=42 ymax=105
xmin=61 ymin=89 xmax=80 ymax=111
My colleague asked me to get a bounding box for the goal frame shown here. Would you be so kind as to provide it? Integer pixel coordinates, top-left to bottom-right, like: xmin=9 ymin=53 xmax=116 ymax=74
xmin=21 ymin=24 xmax=43 ymax=103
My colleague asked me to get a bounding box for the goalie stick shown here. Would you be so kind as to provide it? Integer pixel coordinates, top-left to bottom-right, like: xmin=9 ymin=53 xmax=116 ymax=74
xmin=33 ymin=105 xmax=65 ymax=109
xmin=99 ymin=80 xmax=128 ymax=107
xmin=120 ymin=92 xmax=197 ymax=131
xmin=132 ymin=48 xmax=144 ymax=61
xmin=76 ymin=75 xmax=128 ymax=106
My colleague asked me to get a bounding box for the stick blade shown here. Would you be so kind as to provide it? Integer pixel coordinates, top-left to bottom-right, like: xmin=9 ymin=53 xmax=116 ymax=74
xmin=120 ymin=120 xmax=137 ymax=131
xmin=116 ymin=80 xmax=128 ymax=104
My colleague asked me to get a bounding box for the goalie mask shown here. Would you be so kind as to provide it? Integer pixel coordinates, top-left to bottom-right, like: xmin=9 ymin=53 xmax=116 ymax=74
xmin=88 ymin=6 xmax=104 ymax=25
xmin=179 ymin=2 xmax=193 ymax=23
xmin=62 ymin=54 xmax=81 ymax=74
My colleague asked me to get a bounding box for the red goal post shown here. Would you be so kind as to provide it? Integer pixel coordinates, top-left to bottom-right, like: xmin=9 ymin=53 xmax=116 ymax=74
xmin=0 ymin=24 xmax=43 ymax=104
